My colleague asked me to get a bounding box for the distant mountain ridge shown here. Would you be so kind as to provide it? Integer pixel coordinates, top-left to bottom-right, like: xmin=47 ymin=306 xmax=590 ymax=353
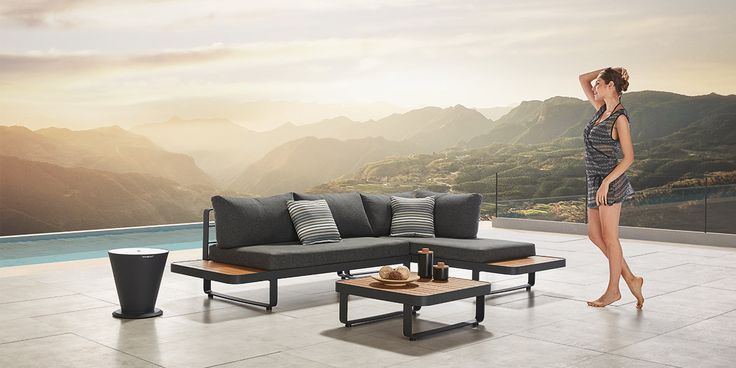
xmin=132 ymin=105 xmax=495 ymax=187
xmin=0 ymin=125 xmax=214 ymax=187
xmin=466 ymin=91 xmax=736 ymax=148
xmin=227 ymin=136 xmax=418 ymax=195
xmin=0 ymin=155 xmax=210 ymax=235
xmin=5 ymin=90 xmax=734 ymax=235
xmin=315 ymin=91 xmax=736 ymax=203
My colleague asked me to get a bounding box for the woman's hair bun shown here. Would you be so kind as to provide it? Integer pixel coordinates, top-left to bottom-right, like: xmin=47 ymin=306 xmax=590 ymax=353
xmin=601 ymin=68 xmax=629 ymax=94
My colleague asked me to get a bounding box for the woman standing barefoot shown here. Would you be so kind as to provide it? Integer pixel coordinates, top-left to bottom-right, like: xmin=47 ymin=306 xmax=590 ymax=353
xmin=579 ymin=67 xmax=644 ymax=308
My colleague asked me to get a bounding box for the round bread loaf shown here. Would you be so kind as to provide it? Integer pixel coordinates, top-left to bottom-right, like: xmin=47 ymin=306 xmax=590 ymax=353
xmin=388 ymin=270 xmax=403 ymax=280
xmin=395 ymin=266 xmax=410 ymax=280
xmin=379 ymin=266 xmax=393 ymax=279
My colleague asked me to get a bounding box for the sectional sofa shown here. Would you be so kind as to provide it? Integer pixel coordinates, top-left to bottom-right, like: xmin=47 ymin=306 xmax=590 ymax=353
xmin=171 ymin=191 xmax=565 ymax=310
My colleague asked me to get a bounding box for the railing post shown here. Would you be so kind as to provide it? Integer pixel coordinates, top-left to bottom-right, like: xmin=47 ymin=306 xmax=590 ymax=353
xmin=495 ymin=172 xmax=498 ymax=219
xmin=704 ymin=176 xmax=708 ymax=233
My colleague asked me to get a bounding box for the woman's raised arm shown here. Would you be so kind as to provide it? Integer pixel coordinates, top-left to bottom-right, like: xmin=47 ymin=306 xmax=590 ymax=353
xmin=579 ymin=68 xmax=607 ymax=110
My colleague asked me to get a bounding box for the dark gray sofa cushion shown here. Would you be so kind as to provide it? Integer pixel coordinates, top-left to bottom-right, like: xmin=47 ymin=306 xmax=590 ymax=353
xmin=294 ymin=192 xmax=373 ymax=238
xmin=395 ymin=237 xmax=535 ymax=263
xmin=211 ymin=193 xmax=298 ymax=249
xmin=208 ymin=237 xmax=411 ymax=270
xmin=360 ymin=192 xmax=414 ymax=236
xmin=415 ymin=191 xmax=482 ymax=239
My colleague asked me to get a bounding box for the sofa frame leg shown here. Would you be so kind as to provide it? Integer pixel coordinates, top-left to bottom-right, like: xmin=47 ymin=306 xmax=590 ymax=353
xmin=472 ymin=271 xmax=536 ymax=295
xmin=203 ymin=279 xmax=278 ymax=311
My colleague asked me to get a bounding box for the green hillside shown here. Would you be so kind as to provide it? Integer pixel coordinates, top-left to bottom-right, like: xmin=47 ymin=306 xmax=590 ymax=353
xmin=312 ymin=92 xmax=736 ymax=231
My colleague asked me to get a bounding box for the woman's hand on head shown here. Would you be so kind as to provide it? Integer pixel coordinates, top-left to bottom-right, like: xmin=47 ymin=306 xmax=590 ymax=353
xmin=615 ymin=67 xmax=629 ymax=81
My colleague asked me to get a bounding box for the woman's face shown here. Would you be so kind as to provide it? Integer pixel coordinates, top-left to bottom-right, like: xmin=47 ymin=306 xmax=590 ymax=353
xmin=593 ymin=76 xmax=614 ymax=101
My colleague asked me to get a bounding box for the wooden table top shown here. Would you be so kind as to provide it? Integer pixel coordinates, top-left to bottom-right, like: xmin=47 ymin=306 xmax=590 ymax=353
xmin=336 ymin=275 xmax=489 ymax=297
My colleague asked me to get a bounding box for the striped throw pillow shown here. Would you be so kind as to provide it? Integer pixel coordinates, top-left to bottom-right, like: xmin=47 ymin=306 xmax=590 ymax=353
xmin=287 ymin=200 xmax=342 ymax=245
xmin=389 ymin=196 xmax=435 ymax=238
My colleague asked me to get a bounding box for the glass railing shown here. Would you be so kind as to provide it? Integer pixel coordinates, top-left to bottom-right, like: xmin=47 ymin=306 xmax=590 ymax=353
xmin=491 ymin=173 xmax=736 ymax=235
xmin=496 ymin=195 xmax=586 ymax=223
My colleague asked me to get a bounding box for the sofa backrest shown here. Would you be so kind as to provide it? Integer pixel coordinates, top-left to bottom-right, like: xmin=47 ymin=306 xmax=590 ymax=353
xmin=211 ymin=193 xmax=298 ymax=249
xmin=293 ymin=192 xmax=373 ymax=238
xmin=211 ymin=190 xmax=483 ymax=248
xmin=414 ymin=191 xmax=482 ymax=239
xmin=359 ymin=192 xmax=414 ymax=236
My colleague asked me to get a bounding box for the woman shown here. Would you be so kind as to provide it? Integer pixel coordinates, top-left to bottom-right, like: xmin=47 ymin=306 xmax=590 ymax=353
xmin=579 ymin=67 xmax=644 ymax=308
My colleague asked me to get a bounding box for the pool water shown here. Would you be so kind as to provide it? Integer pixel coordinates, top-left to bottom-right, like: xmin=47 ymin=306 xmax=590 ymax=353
xmin=0 ymin=228 xmax=209 ymax=267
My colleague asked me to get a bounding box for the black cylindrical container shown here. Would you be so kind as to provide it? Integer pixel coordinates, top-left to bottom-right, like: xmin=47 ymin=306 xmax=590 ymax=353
xmin=417 ymin=248 xmax=434 ymax=279
xmin=109 ymin=248 xmax=168 ymax=319
xmin=432 ymin=262 xmax=449 ymax=281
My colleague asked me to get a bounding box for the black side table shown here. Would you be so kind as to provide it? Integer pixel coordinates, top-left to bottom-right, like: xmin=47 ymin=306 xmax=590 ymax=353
xmin=109 ymin=248 xmax=168 ymax=319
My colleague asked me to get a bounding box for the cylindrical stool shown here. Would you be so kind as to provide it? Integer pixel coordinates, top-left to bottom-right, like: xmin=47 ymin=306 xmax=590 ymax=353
xmin=109 ymin=248 xmax=168 ymax=319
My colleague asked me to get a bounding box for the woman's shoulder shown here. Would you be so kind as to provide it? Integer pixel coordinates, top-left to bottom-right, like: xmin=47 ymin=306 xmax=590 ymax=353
xmin=613 ymin=105 xmax=629 ymax=117
xmin=613 ymin=109 xmax=631 ymax=126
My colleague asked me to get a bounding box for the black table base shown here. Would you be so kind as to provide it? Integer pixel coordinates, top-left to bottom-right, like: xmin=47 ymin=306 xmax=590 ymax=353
xmin=112 ymin=308 xmax=163 ymax=319
xmin=339 ymin=293 xmax=485 ymax=341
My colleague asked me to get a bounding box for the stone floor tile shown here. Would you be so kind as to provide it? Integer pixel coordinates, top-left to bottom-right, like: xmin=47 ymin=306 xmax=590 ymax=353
xmin=0 ymin=333 xmax=160 ymax=368
xmin=613 ymin=334 xmax=736 ymax=368
xmin=516 ymin=319 xmax=657 ymax=352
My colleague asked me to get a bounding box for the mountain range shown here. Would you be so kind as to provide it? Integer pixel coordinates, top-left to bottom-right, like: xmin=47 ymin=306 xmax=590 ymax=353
xmin=227 ymin=136 xmax=418 ymax=195
xmin=315 ymin=91 xmax=736 ymax=207
xmin=2 ymin=90 xmax=734 ymax=235
xmin=467 ymin=91 xmax=736 ymax=147
xmin=0 ymin=125 xmax=214 ymax=187
xmin=131 ymin=105 xmax=493 ymax=186
xmin=0 ymin=155 xmax=209 ymax=235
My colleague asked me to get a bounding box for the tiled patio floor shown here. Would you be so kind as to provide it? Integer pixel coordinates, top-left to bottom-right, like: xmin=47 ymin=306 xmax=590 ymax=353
xmin=2 ymin=222 xmax=735 ymax=368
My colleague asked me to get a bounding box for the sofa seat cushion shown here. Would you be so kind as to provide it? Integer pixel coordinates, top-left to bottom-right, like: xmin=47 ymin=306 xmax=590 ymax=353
xmin=209 ymin=237 xmax=411 ymax=270
xmin=211 ymin=193 xmax=298 ymax=249
xmin=392 ymin=237 xmax=535 ymax=263
xmin=294 ymin=192 xmax=373 ymax=238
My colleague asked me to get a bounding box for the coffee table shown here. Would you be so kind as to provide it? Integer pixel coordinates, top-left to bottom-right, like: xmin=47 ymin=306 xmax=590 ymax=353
xmin=335 ymin=276 xmax=490 ymax=341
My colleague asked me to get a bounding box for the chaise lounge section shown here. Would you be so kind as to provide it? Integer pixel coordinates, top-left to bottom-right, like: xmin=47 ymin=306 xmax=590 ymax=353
xmin=171 ymin=191 xmax=565 ymax=310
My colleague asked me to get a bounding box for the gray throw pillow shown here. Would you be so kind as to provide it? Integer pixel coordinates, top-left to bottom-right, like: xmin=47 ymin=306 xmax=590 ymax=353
xmin=415 ymin=191 xmax=482 ymax=238
xmin=294 ymin=192 xmax=373 ymax=238
xmin=287 ymin=199 xmax=342 ymax=245
xmin=389 ymin=196 xmax=435 ymax=238
xmin=211 ymin=193 xmax=298 ymax=249
xmin=360 ymin=192 xmax=414 ymax=236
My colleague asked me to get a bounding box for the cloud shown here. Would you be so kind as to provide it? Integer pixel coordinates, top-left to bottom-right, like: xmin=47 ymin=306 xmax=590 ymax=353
xmin=1 ymin=0 xmax=91 ymax=27
xmin=0 ymin=0 xmax=733 ymax=123
xmin=0 ymin=36 xmax=441 ymax=83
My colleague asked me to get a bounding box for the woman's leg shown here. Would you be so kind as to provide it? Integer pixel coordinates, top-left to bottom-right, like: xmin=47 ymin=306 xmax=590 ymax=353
xmin=586 ymin=207 xmax=636 ymax=283
xmin=591 ymin=202 xmax=644 ymax=308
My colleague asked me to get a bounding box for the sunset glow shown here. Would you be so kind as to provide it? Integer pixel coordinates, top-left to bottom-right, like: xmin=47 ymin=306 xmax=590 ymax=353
xmin=1 ymin=0 xmax=734 ymax=129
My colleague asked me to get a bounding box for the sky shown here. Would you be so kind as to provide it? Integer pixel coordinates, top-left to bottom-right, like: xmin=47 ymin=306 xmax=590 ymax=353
xmin=1 ymin=0 xmax=734 ymax=129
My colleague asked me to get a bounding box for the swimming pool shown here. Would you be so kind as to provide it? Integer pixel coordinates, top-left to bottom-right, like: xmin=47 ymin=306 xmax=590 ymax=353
xmin=0 ymin=226 xmax=210 ymax=267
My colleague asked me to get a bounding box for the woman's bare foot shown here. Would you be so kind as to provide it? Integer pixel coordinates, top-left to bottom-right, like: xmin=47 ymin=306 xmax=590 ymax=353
xmin=587 ymin=291 xmax=621 ymax=307
xmin=629 ymin=276 xmax=644 ymax=309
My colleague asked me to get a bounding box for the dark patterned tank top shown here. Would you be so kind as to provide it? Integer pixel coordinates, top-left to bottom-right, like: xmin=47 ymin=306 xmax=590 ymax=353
xmin=583 ymin=103 xmax=635 ymax=207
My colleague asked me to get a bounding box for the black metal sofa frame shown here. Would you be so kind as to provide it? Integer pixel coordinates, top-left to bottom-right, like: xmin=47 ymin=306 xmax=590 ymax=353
xmin=171 ymin=208 xmax=566 ymax=311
